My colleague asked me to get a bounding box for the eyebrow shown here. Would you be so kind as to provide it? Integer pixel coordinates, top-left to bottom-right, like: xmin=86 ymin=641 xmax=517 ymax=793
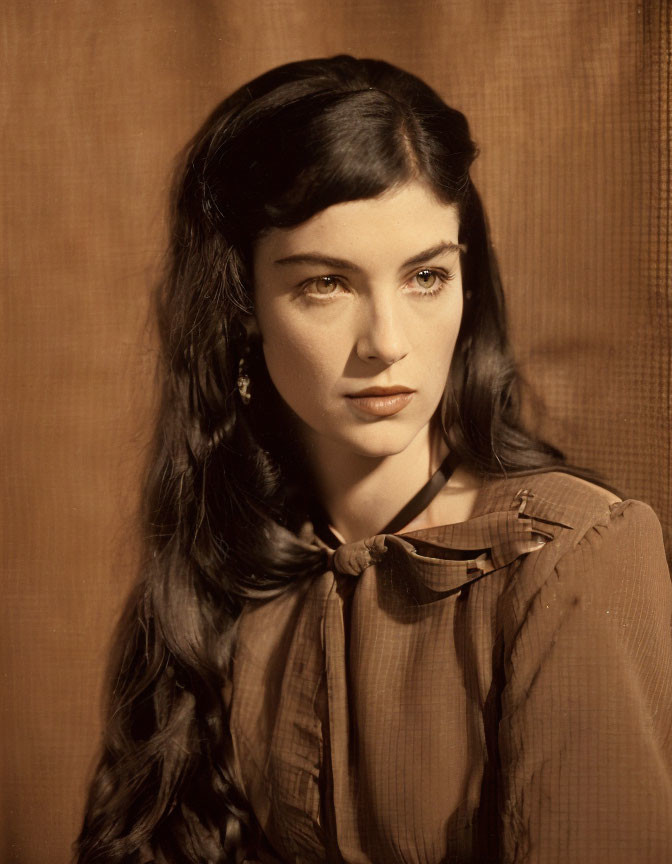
xmin=273 ymin=241 xmax=466 ymax=271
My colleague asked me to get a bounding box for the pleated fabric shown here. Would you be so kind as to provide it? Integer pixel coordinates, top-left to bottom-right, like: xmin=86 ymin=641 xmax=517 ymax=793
xmin=228 ymin=471 xmax=672 ymax=864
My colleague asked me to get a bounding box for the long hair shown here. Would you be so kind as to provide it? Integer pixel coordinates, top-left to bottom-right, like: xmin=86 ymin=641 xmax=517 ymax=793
xmin=76 ymin=54 xmax=606 ymax=863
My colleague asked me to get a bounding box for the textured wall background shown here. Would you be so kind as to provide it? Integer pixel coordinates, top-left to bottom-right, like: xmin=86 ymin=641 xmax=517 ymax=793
xmin=1 ymin=1 xmax=669 ymax=862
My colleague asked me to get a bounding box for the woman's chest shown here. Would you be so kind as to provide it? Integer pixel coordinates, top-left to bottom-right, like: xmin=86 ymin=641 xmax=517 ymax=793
xmin=230 ymin=571 xmax=505 ymax=863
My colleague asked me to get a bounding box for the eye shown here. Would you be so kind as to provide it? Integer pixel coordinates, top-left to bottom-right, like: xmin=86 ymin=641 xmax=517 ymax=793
xmin=414 ymin=269 xmax=439 ymax=290
xmin=302 ymin=275 xmax=346 ymax=299
xmin=407 ymin=268 xmax=456 ymax=295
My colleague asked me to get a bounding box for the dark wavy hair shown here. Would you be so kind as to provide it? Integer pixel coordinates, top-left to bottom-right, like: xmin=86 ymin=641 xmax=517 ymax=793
xmin=76 ymin=54 xmax=612 ymax=863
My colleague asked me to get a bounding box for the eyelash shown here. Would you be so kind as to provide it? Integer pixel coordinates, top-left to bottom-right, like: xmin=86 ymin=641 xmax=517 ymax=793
xmin=300 ymin=268 xmax=456 ymax=301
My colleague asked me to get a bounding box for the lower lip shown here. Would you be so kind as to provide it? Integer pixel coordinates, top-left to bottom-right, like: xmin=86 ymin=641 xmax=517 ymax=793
xmin=346 ymin=392 xmax=415 ymax=416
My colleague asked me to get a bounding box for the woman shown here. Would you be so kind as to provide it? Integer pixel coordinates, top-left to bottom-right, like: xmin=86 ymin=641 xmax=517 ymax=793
xmin=76 ymin=55 xmax=672 ymax=863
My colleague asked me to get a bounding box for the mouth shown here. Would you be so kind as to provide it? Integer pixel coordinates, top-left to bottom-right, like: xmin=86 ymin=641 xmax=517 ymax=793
xmin=346 ymin=385 xmax=415 ymax=397
xmin=345 ymin=386 xmax=415 ymax=417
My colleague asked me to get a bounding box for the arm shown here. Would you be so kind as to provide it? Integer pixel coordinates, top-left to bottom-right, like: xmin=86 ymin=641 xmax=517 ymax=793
xmin=499 ymin=500 xmax=672 ymax=863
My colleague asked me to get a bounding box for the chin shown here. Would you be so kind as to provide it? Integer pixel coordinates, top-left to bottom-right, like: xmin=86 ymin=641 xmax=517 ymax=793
xmin=334 ymin=428 xmax=420 ymax=460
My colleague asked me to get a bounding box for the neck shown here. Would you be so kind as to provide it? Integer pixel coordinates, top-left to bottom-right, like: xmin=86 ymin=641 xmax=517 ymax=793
xmin=305 ymin=421 xmax=449 ymax=544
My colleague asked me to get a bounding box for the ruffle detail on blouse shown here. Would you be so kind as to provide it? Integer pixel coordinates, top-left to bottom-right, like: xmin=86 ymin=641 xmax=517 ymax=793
xmin=321 ymin=488 xmax=574 ymax=594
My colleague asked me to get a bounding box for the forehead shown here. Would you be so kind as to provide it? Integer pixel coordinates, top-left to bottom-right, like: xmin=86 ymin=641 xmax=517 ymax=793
xmin=253 ymin=180 xmax=460 ymax=267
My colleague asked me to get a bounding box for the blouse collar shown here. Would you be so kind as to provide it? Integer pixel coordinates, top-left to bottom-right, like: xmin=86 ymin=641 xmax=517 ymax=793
xmin=312 ymin=474 xmax=583 ymax=592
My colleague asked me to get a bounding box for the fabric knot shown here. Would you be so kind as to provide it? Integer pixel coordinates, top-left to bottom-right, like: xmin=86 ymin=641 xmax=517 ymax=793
xmin=330 ymin=535 xmax=388 ymax=577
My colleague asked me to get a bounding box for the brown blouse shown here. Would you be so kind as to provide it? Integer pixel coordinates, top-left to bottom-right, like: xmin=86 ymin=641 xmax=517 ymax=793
xmin=226 ymin=470 xmax=672 ymax=863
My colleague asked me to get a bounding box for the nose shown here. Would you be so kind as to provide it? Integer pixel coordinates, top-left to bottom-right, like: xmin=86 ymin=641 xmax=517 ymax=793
xmin=355 ymin=294 xmax=409 ymax=366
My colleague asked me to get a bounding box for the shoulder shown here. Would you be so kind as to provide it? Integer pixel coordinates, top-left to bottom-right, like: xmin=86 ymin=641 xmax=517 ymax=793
xmin=495 ymin=471 xmax=670 ymax=641
xmin=403 ymin=468 xmax=666 ymax=586
xmin=477 ymin=467 xmax=662 ymax=546
xmin=490 ymin=468 xmax=622 ymax=522
xmin=500 ymin=468 xmax=664 ymax=549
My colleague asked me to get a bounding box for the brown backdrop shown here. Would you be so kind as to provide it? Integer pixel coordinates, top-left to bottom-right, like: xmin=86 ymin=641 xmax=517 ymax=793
xmin=2 ymin=2 xmax=670 ymax=862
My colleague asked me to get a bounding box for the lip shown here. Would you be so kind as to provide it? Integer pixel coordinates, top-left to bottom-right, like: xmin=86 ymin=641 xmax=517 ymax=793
xmin=345 ymin=387 xmax=415 ymax=417
xmin=347 ymin=385 xmax=415 ymax=397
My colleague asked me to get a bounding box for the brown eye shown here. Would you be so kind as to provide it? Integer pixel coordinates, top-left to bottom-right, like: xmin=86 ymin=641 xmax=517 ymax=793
xmin=303 ymin=276 xmax=342 ymax=296
xmin=315 ymin=277 xmax=338 ymax=294
xmin=415 ymin=269 xmax=437 ymax=289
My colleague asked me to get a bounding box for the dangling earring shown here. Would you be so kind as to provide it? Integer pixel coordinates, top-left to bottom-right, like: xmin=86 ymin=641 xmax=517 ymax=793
xmin=237 ymin=355 xmax=251 ymax=405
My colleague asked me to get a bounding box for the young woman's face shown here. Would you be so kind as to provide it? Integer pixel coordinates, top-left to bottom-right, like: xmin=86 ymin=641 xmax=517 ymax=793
xmin=250 ymin=180 xmax=464 ymax=460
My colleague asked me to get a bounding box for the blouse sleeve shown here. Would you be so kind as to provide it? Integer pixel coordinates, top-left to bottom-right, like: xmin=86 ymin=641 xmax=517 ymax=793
xmin=498 ymin=499 xmax=672 ymax=863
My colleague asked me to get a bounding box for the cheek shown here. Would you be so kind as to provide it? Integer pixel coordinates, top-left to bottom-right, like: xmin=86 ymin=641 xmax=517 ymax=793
xmin=417 ymin=301 xmax=463 ymax=374
xmin=260 ymin=317 xmax=344 ymax=397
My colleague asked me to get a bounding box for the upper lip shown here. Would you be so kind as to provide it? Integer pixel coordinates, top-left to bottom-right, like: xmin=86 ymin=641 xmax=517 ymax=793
xmin=346 ymin=385 xmax=415 ymax=397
